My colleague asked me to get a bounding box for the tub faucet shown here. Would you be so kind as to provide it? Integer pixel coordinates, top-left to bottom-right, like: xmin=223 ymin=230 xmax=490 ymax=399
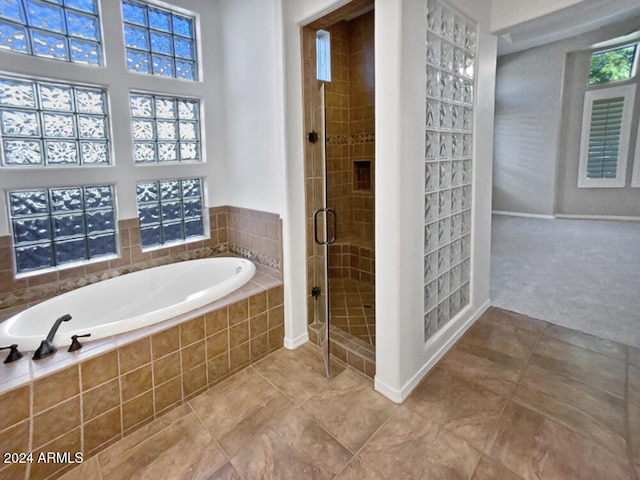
xmin=33 ymin=314 xmax=72 ymax=360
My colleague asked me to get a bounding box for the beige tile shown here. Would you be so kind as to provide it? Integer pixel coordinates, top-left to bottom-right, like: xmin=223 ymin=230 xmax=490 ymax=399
xmin=207 ymin=330 xmax=229 ymax=359
xmin=0 ymin=420 xmax=29 ymax=459
xmin=121 ymin=364 xmax=152 ymax=402
xmin=84 ymin=406 xmax=122 ymax=454
xmin=57 ymin=456 xmax=102 ymax=480
xmin=83 ymin=378 xmax=120 ymax=420
xmin=33 ymin=365 xmax=80 ymax=413
xmin=190 ymin=368 xmax=294 ymax=457
xmin=229 ymin=342 xmax=250 ymax=372
xmin=0 ymin=462 xmax=27 ymax=480
xmin=249 ymin=291 xmax=267 ymax=317
xmin=334 ymin=457 xmax=388 ymax=480
xmin=182 ymin=363 xmax=207 ymax=399
xmin=437 ymin=341 xmax=520 ymax=397
xmin=253 ymin=343 xmax=342 ymax=404
xmin=181 ymin=339 xmax=205 ymax=371
xmin=33 ymin=395 xmax=81 ymax=448
xmin=207 ymin=352 xmax=230 ymax=385
xmin=357 ymin=407 xmax=480 ymax=479
xmin=30 ymin=428 xmax=81 ymax=480
xmin=152 ymin=326 xmax=180 ymax=360
xmin=461 ymin=320 xmax=539 ymax=361
xmin=486 ymin=402 xmax=634 ymax=480
xmin=302 ymin=369 xmax=394 ymax=452
xmin=514 ymin=363 xmax=627 ymax=455
xmin=100 ymin=413 xmax=226 ymax=480
xmin=153 ymin=351 xmax=181 ymax=386
xmin=0 ymin=385 xmax=29 ymax=432
xmin=154 ymin=376 xmax=182 ymax=414
xmin=543 ymin=324 xmax=627 ymax=361
xmin=228 ymin=299 xmax=248 ymax=325
xmin=99 ymin=404 xmax=191 ymax=466
xmin=229 ymin=320 xmax=249 ymax=348
xmin=405 ymin=367 xmax=508 ymax=451
xmin=470 ymin=456 xmax=523 ymax=480
xmin=81 ymin=350 xmax=118 ymax=391
xmin=205 ymin=308 xmax=228 ymax=336
xmin=122 ymin=390 xmax=154 ymax=431
xmin=532 ymin=336 xmax=626 ymax=399
xmin=230 ymin=407 xmax=351 ymax=480
xmin=118 ymin=337 xmax=151 ymax=374
xmin=207 ymin=462 xmax=243 ymax=479
xmin=179 ymin=316 xmax=205 ymax=347
xmin=478 ymin=307 xmax=548 ymax=334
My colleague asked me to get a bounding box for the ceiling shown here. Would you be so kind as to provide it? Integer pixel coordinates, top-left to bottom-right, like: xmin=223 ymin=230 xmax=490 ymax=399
xmin=496 ymin=0 xmax=640 ymax=56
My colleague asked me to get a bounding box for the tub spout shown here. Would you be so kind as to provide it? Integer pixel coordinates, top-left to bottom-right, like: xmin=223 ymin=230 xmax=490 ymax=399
xmin=32 ymin=314 xmax=72 ymax=360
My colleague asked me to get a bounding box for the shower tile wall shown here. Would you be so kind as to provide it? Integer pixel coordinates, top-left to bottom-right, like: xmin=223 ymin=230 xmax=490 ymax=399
xmin=0 ymin=207 xmax=282 ymax=318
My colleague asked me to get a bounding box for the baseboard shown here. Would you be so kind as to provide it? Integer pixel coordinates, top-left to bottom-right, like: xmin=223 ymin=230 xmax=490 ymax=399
xmin=284 ymin=331 xmax=309 ymax=350
xmin=374 ymin=300 xmax=491 ymax=404
xmin=492 ymin=210 xmax=555 ymax=220
xmin=555 ymin=214 xmax=640 ymax=222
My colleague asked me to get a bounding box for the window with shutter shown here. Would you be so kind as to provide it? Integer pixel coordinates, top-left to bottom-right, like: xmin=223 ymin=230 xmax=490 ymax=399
xmin=577 ymin=84 xmax=635 ymax=188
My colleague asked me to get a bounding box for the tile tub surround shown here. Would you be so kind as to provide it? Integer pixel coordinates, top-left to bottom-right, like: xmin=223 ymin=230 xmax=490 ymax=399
xmin=0 ymin=270 xmax=283 ymax=480
xmin=0 ymin=206 xmax=282 ymax=315
xmin=58 ymin=308 xmax=639 ymax=480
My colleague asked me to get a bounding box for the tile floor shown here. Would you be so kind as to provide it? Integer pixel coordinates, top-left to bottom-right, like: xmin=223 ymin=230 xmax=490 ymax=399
xmin=58 ymin=307 xmax=639 ymax=480
xmin=329 ymin=278 xmax=375 ymax=346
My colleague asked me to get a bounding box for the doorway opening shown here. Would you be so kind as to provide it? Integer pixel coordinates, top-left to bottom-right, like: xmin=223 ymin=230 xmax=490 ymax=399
xmin=301 ymin=0 xmax=376 ymax=378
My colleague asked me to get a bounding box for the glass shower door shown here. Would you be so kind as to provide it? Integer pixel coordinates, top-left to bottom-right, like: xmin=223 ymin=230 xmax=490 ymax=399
xmin=311 ymin=84 xmax=335 ymax=378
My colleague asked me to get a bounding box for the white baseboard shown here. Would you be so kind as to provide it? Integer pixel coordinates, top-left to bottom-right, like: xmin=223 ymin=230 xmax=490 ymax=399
xmin=492 ymin=210 xmax=555 ymax=220
xmin=374 ymin=300 xmax=491 ymax=404
xmin=284 ymin=331 xmax=309 ymax=350
xmin=555 ymin=214 xmax=640 ymax=222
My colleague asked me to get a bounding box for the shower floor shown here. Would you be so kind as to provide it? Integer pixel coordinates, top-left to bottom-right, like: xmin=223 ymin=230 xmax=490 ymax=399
xmin=329 ymin=277 xmax=375 ymax=346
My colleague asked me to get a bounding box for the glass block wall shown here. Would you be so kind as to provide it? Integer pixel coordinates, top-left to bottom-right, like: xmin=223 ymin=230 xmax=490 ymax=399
xmin=424 ymin=0 xmax=476 ymax=341
xmin=0 ymin=0 xmax=102 ymax=66
xmin=122 ymin=0 xmax=197 ymax=80
xmin=0 ymin=75 xmax=109 ymax=166
xmin=8 ymin=186 xmax=117 ymax=273
xmin=130 ymin=93 xmax=200 ymax=163
xmin=136 ymin=178 xmax=204 ymax=249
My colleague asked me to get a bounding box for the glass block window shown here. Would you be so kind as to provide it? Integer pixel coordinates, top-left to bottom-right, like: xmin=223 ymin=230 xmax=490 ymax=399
xmin=0 ymin=0 xmax=102 ymax=66
xmin=136 ymin=178 xmax=205 ymax=249
xmin=589 ymin=44 xmax=637 ymax=85
xmin=122 ymin=1 xmax=197 ymax=81
xmin=8 ymin=185 xmax=117 ymax=274
xmin=129 ymin=92 xmax=200 ymax=163
xmin=0 ymin=75 xmax=109 ymax=166
xmin=424 ymin=0 xmax=476 ymax=341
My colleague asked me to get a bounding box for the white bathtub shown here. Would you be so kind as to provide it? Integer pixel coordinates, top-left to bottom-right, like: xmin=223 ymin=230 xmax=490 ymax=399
xmin=0 ymin=257 xmax=255 ymax=351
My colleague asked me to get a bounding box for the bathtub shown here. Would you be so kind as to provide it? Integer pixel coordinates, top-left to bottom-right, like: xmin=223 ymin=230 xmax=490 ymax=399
xmin=0 ymin=257 xmax=255 ymax=351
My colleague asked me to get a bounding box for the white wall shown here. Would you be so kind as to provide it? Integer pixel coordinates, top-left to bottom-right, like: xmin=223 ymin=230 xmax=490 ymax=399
xmin=374 ymin=0 xmax=496 ymax=402
xmin=492 ymin=46 xmax=563 ymax=216
xmin=216 ymin=0 xmax=286 ymax=216
xmin=0 ymin=0 xmax=226 ymax=237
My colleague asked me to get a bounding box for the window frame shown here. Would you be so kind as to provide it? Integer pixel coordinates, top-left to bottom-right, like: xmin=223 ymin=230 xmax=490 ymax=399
xmin=588 ymin=43 xmax=638 ymax=86
xmin=577 ymin=83 xmax=636 ymax=188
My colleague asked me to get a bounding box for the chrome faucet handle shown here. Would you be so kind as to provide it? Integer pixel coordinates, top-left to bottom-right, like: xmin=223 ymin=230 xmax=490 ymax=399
xmin=68 ymin=334 xmax=91 ymax=352
xmin=0 ymin=344 xmax=24 ymax=364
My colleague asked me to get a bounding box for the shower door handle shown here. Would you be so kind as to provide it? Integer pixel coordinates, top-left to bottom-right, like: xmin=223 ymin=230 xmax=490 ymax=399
xmin=313 ymin=208 xmax=337 ymax=245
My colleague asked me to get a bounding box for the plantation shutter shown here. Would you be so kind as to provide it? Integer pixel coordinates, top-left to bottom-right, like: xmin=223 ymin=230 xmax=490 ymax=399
xmin=587 ymin=97 xmax=624 ymax=179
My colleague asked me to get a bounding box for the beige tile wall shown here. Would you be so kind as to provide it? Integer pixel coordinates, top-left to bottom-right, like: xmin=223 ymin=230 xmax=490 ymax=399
xmin=0 ymin=284 xmax=284 ymax=480
xmin=0 ymin=206 xmax=282 ymax=318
